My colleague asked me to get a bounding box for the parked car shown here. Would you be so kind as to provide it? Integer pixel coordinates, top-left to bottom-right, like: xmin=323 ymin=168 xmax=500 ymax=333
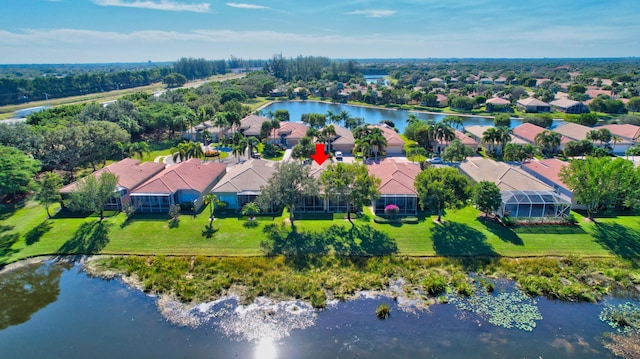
xmin=335 ymin=151 xmax=343 ymax=161
xmin=428 ymin=157 xmax=444 ymax=164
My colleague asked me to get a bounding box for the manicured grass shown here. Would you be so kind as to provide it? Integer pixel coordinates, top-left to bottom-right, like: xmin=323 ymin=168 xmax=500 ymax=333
xmin=2 ymin=200 xmax=640 ymax=265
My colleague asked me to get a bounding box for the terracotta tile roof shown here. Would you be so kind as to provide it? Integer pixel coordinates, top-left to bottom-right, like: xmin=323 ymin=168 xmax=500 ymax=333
xmin=132 ymin=159 xmax=226 ymax=195
xmin=60 ymin=158 xmax=165 ymax=193
xmin=459 ymin=157 xmax=552 ymax=192
xmin=586 ymin=86 xmax=612 ymax=98
xmin=211 ymin=159 xmax=276 ymax=193
xmin=521 ymin=159 xmax=570 ymax=191
xmin=598 ymin=124 xmax=640 ymax=141
xmin=367 ymin=159 xmax=420 ymax=195
xmin=464 ymin=125 xmax=493 ymax=140
xmin=434 ymin=130 xmax=479 ymax=147
xmin=512 ymin=123 xmax=546 ymax=143
xmin=371 ymin=125 xmax=405 ymax=146
xmin=277 ymin=122 xmax=308 ymax=140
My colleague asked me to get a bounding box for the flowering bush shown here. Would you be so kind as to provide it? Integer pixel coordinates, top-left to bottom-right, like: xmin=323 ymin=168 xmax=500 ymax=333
xmin=384 ymin=204 xmax=400 ymax=218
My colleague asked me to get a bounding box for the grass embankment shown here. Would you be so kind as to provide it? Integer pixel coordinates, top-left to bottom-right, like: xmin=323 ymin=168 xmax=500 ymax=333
xmin=90 ymin=255 xmax=640 ymax=308
xmin=2 ymin=201 xmax=639 ymax=265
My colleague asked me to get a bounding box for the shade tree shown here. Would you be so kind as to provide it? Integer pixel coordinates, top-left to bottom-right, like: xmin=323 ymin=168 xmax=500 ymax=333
xmin=414 ymin=167 xmax=470 ymax=222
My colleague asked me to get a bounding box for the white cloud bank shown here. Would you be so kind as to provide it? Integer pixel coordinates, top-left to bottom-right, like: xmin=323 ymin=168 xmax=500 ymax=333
xmin=93 ymin=0 xmax=210 ymax=13
xmin=226 ymin=2 xmax=269 ymax=9
xmin=344 ymin=9 xmax=396 ymax=18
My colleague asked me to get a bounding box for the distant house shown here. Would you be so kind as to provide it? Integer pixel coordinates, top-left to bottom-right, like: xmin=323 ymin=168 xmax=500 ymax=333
xmin=520 ymin=158 xmax=583 ymax=206
xmin=494 ymin=77 xmax=508 ymax=85
xmin=239 ymin=115 xmax=271 ymax=137
xmin=274 ymin=122 xmax=309 ymax=148
xmin=433 ymin=130 xmax=479 ymax=154
xmin=367 ymin=159 xmax=421 ymax=215
xmin=553 ymin=122 xmax=593 ymax=142
xmin=60 ymin=158 xmax=165 ymax=211
xmin=130 ymin=159 xmax=226 ymax=213
xmin=429 ymin=78 xmax=445 ymax=86
xmin=517 ymin=98 xmax=551 ymax=113
xmin=598 ymin=124 xmax=640 ymax=143
xmin=549 ymin=99 xmax=589 ymax=114
xmin=485 ymin=97 xmax=511 ymax=112
xmin=479 ymin=78 xmax=493 ymax=85
xmin=463 ymin=125 xmax=493 ymax=143
xmin=458 ymin=157 xmax=571 ymax=218
xmin=211 ymin=159 xmax=277 ymax=211
xmin=371 ymin=124 xmax=405 ymax=155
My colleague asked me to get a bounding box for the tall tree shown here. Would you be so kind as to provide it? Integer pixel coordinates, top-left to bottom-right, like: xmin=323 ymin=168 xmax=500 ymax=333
xmin=67 ymin=172 xmax=119 ymax=221
xmin=0 ymin=145 xmax=41 ymax=200
xmin=321 ymin=163 xmax=381 ymax=226
xmin=36 ymin=172 xmax=63 ymax=218
xmin=473 ymin=181 xmax=502 ymax=220
xmin=414 ymin=167 xmax=470 ymax=222
xmin=559 ymin=157 xmax=638 ymax=220
xmin=256 ymin=162 xmax=319 ymax=229
xmin=442 ymin=139 xmax=474 ymax=163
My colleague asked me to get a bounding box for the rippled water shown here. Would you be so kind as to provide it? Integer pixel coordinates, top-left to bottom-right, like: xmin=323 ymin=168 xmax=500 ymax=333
xmin=0 ymin=262 xmax=630 ymax=359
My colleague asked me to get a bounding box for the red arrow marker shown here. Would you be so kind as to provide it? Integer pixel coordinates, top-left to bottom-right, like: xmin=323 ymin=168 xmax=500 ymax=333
xmin=310 ymin=143 xmax=330 ymax=165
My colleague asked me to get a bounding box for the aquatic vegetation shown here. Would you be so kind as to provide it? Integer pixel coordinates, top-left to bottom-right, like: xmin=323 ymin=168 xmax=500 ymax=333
xmin=600 ymin=302 xmax=640 ymax=334
xmin=376 ymin=304 xmax=391 ymax=319
xmin=452 ymin=290 xmax=542 ymax=332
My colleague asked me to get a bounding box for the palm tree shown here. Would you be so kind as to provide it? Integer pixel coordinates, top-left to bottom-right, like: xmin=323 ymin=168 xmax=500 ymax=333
xmin=171 ymin=142 xmax=190 ymax=163
xmin=355 ymin=137 xmax=372 ymax=161
xmin=321 ymin=125 xmax=337 ymax=152
xmin=433 ymin=123 xmax=455 ymax=153
xmin=369 ymin=128 xmax=388 ymax=160
xmin=534 ymin=130 xmax=562 ymax=157
xmin=271 ymin=119 xmax=281 ymax=144
xmin=214 ymin=112 xmax=228 ymax=145
xmin=407 ymin=113 xmax=420 ymax=125
xmin=204 ymin=193 xmax=218 ymax=226
xmin=186 ymin=141 xmax=204 ymax=159
xmin=232 ymin=144 xmax=244 ymax=162
xmin=482 ymin=127 xmax=500 ymax=154
xmin=611 ymin=135 xmax=622 ymax=154
xmin=495 ymin=126 xmax=512 ymax=154
xmin=243 ymin=136 xmax=259 ymax=159
xmin=338 ymin=110 xmax=351 ymax=126
xmin=125 ymin=141 xmax=150 ymax=161
xmin=442 ymin=116 xmax=464 ymax=130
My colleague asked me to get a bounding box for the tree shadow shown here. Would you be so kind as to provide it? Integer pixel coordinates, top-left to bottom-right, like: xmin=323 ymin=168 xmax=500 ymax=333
xmin=24 ymin=221 xmax=53 ymax=246
xmin=478 ymin=218 xmax=524 ymax=246
xmin=431 ymin=221 xmax=498 ymax=257
xmin=351 ymin=225 xmax=399 ymax=256
xmin=168 ymin=218 xmax=180 ymax=229
xmin=592 ymin=223 xmax=640 ymax=267
xmin=0 ymin=233 xmax=20 ymax=259
xmin=201 ymin=224 xmax=219 ymax=239
xmin=57 ymin=222 xmax=111 ymax=255
xmin=0 ymin=225 xmax=14 ymax=233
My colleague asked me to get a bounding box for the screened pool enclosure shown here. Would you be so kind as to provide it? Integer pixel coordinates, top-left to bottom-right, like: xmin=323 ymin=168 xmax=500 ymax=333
xmin=498 ymin=190 xmax=571 ymax=218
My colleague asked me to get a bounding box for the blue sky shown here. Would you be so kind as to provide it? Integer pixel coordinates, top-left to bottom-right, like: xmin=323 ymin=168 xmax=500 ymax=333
xmin=1 ymin=0 xmax=639 ymax=63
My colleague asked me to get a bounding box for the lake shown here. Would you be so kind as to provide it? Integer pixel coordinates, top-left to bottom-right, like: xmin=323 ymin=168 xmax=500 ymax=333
xmin=263 ymin=101 xmax=519 ymax=134
xmin=0 ymin=261 xmax=630 ymax=358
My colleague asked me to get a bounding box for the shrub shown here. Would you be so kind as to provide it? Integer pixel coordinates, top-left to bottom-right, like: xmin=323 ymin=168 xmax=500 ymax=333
xmin=401 ymin=216 xmax=419 ymax=224
xmin=384 ymin=204 xmax=400 ymax=218
xmin=422 ymin=273 xmax=447 ymax=295
xmin=179 ymin=202 xmax=194 ymax=212
xmin=214 ymin=201 xmax=228 ymax=214
xmin=376 ymin=304 xmax=391 ymax=319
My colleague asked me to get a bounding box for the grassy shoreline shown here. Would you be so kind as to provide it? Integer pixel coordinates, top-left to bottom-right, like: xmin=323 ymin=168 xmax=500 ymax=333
xmin=85 ymin=255 xmax=640 ymax=308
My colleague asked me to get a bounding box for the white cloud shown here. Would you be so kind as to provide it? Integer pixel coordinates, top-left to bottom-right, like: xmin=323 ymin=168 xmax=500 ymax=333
xmin=92 ymin=0 xmax=210 ymax=13
xmin=344 ymin=9 xmax=395 ymax=18
xmin=226 ymin=2 xmax=269 ymax=9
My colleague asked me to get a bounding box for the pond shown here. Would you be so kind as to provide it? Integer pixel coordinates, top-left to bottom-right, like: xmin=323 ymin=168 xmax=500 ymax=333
xmin=0 ymin=261 xmax=633 ymax=358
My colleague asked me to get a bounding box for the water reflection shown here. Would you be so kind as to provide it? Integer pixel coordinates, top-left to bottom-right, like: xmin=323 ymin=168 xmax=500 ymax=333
xmin=0 ymin=263 xmax=63 ymax=330
xmin=254 ymin=338 xmax=277 ymax=359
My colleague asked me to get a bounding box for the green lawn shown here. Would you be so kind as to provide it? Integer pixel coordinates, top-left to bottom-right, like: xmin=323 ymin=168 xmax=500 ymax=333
xmin=2 ymin=200 xmax=639 ymax=265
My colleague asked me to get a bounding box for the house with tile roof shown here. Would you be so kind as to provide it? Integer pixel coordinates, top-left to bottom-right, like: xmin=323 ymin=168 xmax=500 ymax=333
xmin=517 ymin=98 xmax=551 ymax=113
xmin=239 ymin=114 xmax=271 ymax=137
xmin=485 ymin=97 xmax=511 ymax=112
xmin=433 ymin=129 xmax=479 ymax=154
xmin=512 ymin=123 xmax=571 ymax=150
xmin=211 ymin=159 xmax=277 ymax=211
xmin=598 ymin=123 xmax=640 ymax=145
xmin=60 ymin=158 xmax=165 ymax=210
xmin=458 ymin=157 xmax=571 ymax=218
xmin=549 ymin=99 xmax=589 ymax=114
xmin=371 ymin=124 xmax=405 ymax=155
xmin=325 ymin=124 xmax=355 ymax=154
xmin=274 ymin=122 xmax=309 ymax=148
xmin=367 ymin=159 xmax=421 ymax=215
xmin=130 ymin=159 xmax=226 ymax=213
